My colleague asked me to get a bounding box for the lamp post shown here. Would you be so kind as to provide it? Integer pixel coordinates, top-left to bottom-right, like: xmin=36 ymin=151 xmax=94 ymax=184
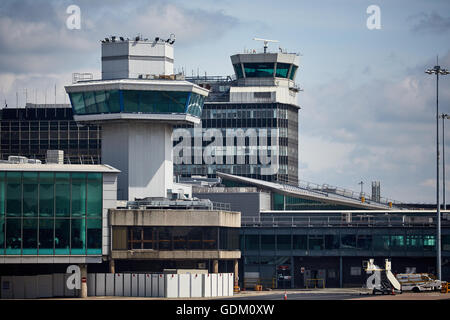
xmin=441 ymin=113 xmax=450 ymax=210
xmin=425 ymin=63 xmax=449 ymax=281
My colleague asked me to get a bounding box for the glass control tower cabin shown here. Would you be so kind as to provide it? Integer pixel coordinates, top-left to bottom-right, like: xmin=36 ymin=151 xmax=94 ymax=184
xmin=66 ymin=36 xmax=209 ymax=201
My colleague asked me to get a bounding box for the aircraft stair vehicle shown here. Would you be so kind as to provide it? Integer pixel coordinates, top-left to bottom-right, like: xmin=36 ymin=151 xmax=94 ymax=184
xmin=395 ymin=273 xmax=442 ymax=292
xmin=363 ymin=259 xmax=402 ymax=295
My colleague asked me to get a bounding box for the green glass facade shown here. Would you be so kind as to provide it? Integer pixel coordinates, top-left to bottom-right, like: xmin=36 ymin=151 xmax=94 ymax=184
xmin=69 ymin=89 xmax=204 ymax=118
xmin=233 ymin=63 xmax=298 ymax=80
xmin=0 ymin=171 xmax=103 ymax=256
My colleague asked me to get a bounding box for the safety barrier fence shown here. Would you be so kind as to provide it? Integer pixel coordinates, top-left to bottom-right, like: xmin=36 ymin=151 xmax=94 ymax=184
xmin=1 ymin=273 xmax=234 ymax=299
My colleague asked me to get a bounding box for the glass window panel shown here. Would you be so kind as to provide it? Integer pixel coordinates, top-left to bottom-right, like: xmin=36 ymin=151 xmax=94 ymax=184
xmin=188 ymin=227 xmax=202 ymax=250
xmin=325 ymin=234 xmax=339 ymax=250
xmin=245 ymin=235 xmax=259 ymax=251
xmin=309 ymin=235 xmax=324 ymax=250
xmin=243 ymin=63 xmax=274 ymax=78
xmin=275 ymin=63 xmax=290 ymax=78
xmin=0 ymin=219 xmax=4 ymax=254
xmin=442 ymin=235 xmax=450 ymax=251
xmin=87 ymin=219 xmax=102 ymax=254
xmin=276 ymin=234 xmax=291 ymax=250
xmin=390 ymin=235 xmax=405 ymax=251
xmin=289 ymin=65 xmax=298 ymax=80
xmin=261 ymin=235 xmax=275 ymax=250
xmin=38 ymin=218 xmax=54 ymax=255
xmin=39 ymin=172 xmax=54 ymax=217
xmin=373 ymin=235 xmax=390 ymax=251
xmin=173 ymin=227 xmax=188 ymax=250
xmin=406 ymin=235 xmax=423 ymax=251
xmin=140 ymin=91 xmax=155 ymax=113
xmin=423 ymin=235 xmax=435 ymax=251
xmin=71 ymin=219 xmax=86 ymax=254
xmin=95 ymin=91 xmax=109 ymax=113
xmin=123 ymin=90 xmax=139 ymax=113
xmin=357 ymin=235 xmax=372 ymax=250
xmin=203 ymin=227 xmax=217 ymax=250
xmin=6 ymin=172 xmax=21 ymax=217
xmin=187 ymin=93 xmax=204 ymax=117
xmin=71 ymin=173 xmax=86 ymax=217
xmin=106 ymin=90 xmax=121 ymax=113
xmin=6 ymin=218 xmax=21 ymax=254
xmin=83 ymin=91 xmax=97 ymax=114
xmin=0 ymin=172 xmax=5 ymax=216
xmin=143 ymin=227 xmax=155 ymax=249
xmin=158 ymin=227 xmax=171 ymax=250
xmin=233 ymin=63 xmax=243 ymax=79
xmin=87 ymin=173 xmax=102 ymax=217
xmin=22 ymin=218 xmax=38 ymax=255
xmin=55 ymin=173 xmax=70 ymax=217
xmin=341 ymin=235 xmax=357 ymax=249
xmin=23 ymin=172 xmax=38 ymax=217
xmin=70 ymin=92 xmax=85 ymax=115
xmin=54 ymin=219 xmax=70 ymax=254
xmin=293 ymin=235 xmax=307 ymax=250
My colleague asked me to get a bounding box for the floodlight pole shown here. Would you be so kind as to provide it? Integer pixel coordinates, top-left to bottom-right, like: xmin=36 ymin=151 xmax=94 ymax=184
xmin=442 ymin=113 xmax=449 ymax=210
xmin=426 ymin=62 xmax=449 ymax=281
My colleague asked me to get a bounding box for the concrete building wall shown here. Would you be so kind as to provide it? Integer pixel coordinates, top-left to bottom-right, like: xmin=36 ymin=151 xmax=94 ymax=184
xmin=102 ymin=172 xmax=118 ymax=256
xmin=102 ymin=122 xmax=173 ymax=200
xmin=109 ymin=209 xmax=241 ymax=228
xmin=193 ymin=192 xmax=261 ymax=217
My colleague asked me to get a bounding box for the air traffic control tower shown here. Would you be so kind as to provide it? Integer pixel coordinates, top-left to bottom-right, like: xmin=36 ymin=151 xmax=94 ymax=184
xmin=65 ymin=35 xmax=209 ymax=200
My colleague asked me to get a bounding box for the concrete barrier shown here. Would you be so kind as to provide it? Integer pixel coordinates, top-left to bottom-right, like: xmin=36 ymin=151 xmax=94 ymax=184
xmin=165 ymin=274 xmax=179 ymax=298
xmin=0 ymin=272 xmax=234 ymax=299
xmin=190 ymin=274 xmax=202 ymax=298
xmin=202 ymin=274 xmax=211 ymax=297
xmin=178 ymin=274 xmax=190 ymax=298
xmin=105 ymin=273 xmax=114 ymax=296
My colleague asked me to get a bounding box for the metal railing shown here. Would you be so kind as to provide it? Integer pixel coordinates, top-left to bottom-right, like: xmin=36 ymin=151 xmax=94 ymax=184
xmin=297 ymin=179 xmax=402 ymax=207
xmin=241 ymin=215 xmax=450 ymax=228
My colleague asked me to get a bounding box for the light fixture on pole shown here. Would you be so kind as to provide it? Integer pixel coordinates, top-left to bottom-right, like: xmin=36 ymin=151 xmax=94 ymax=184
xmin=440 ymin=113 xmax=450 ymax=211
xmin=425 ymin=60 xmax=449 ymax=281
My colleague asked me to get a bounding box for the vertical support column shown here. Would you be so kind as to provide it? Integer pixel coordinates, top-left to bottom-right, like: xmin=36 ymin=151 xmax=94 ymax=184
xmin=214 ymin=260 xmax=219 ymax=273
xmin=80 ymin=264 xmax=88 ymax=298
xmin=339 ymin=256 xmax=343 ymax=288
xmin=109 ymin=259 xmax=115 ymax=274
xmin=233 ymin=259 xmax=239 ymax=289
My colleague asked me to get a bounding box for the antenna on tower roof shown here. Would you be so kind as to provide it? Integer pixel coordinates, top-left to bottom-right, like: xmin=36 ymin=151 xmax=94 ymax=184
xmin=253 ymin=37 xmax=279 ymax=53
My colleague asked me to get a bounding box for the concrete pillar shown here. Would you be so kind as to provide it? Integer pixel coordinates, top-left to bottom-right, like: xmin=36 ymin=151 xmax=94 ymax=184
xmin=233 ymin=259 xmax=239 ymax=287
xmin=109 ymin=259 xmax=115 ymax=274
xmin=79 ymin=264 xmax=88 ymax=298
xmin=339 ymin=256 xmax=343 ymax=288
xmin=213 ymin=260 xmax=219 ymax=273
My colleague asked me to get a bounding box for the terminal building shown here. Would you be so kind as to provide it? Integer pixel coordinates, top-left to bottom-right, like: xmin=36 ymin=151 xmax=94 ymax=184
xmin=181 ymin=172 xmax=450 ymax=289
xmin=0 ymin=35 xmax=449 ymax=296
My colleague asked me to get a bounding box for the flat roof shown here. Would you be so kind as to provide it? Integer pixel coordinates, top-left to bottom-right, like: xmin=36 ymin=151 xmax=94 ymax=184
xmin=0 ymin=163 xmax=120 ymax=173
xmin=65 ymin=78 xmax=209 ymax=96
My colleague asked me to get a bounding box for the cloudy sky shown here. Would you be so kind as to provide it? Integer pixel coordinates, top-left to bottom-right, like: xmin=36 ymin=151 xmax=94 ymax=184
xmin=0 ymin=0 xmax=449 ymax=203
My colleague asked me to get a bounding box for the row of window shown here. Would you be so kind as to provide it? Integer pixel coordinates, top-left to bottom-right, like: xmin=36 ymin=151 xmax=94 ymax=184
xmin=241 ymin=234 xmax=444 ymax=252
xmin=0 ymin=172 xmax=103 ymax=218
xmin=233 ymin=63 xmax=298 ymax=80
xmin=0 ymin=217 xmax=102 ymax=255
xmin=69 ymin=90 xmax=205 ymax=117
xmin=112 ymin=226 xmax=240 ymax=251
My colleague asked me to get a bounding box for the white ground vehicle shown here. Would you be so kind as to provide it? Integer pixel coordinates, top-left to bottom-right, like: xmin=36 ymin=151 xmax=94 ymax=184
xmin=395 ymin=273 xmax=442 ymax=292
